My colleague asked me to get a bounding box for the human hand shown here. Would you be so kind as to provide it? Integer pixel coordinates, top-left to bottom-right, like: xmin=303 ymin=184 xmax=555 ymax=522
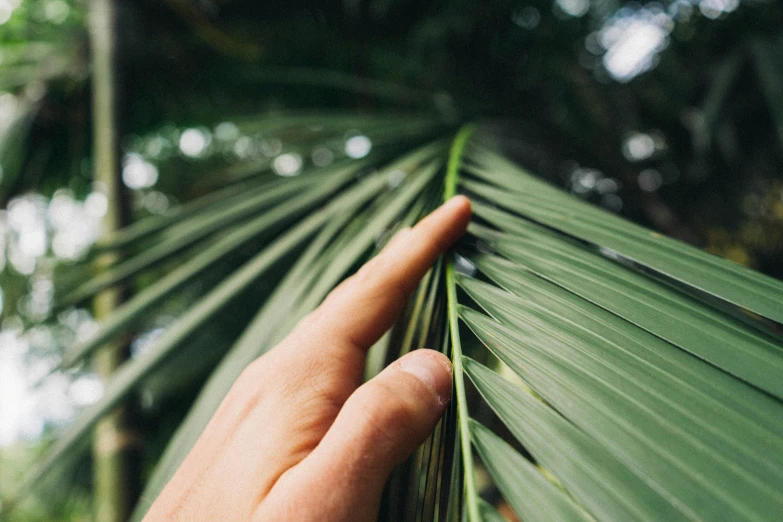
xmin=143 ymin=196 xmax=472 ymax=521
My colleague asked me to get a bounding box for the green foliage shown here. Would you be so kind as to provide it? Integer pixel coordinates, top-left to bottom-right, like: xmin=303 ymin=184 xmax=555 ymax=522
xmin=8 ymin=123 xmax=783 ymax=521
xmin=3 ymin=1 xmax=783 ymax=520
xmin=0 ymin=442 xmax=90 ymax=522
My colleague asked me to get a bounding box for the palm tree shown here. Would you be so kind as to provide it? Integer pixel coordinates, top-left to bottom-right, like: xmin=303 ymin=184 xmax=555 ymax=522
xmin=9 ymin=118 xmax=783 ymax=521
xmin=3 ymin=1 xmax=783 ymax=520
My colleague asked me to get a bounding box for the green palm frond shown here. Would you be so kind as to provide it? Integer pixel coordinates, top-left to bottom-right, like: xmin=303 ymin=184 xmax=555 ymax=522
xmin=13 ymin=119 xmax=783 ymax=522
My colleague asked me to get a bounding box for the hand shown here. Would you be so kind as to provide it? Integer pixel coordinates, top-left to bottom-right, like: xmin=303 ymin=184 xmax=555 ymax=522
xmin=144 ymin=196 xmax=472 ymax=521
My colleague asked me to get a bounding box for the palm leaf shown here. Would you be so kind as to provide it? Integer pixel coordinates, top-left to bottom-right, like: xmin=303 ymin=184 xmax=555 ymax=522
xmin=14 ymin=119 xmax=783 ymax=522
xmin=463 ymin=148 xmax=783 ymax=323
xmin=469 ymin=418 xmax=590 ymax=522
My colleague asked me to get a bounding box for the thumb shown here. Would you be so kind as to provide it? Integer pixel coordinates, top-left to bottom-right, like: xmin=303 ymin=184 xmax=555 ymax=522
xmin=261 ymin=349 xmax=452 ymax=521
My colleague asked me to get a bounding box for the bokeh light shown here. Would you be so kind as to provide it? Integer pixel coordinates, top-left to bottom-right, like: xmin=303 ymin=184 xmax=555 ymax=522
xmin=179 ymin=128 xmax=211 ymax=158
xmin=556 ymin=0 xmax=589 ymax=18
xmin=122 ymin=153 xmax=159 ymax=189
xmin=273 ymin=152 xmax=303 ymax=176
xmin=345 ymin=135 xmax=372 ymax=159
xmin=623 ymin=132 xmax=656 ymax=162
xmin=599 ymin=4 xmax=674 ymax=82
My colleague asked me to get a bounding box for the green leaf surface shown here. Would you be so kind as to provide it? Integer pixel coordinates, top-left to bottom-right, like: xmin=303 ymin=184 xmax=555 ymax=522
xmin=459 ymin=274 xmax=783 ymax=485
xmin=94 ymin=168 xmax=275 ymax=251
xmin=61 ymin=171 xmax=328 ymax=305
xmin=460 ymin=309 xmax=783 ymax=521
xmin=470 ymin=419 xmax=591 ymax=522
xmin=61 ymin=166 xmax=358 ymax=367
xmin=468 ymin=202 xmax=783 ymax=400
xmin=464 ymin=357 xmax=691 ymax=522
xmin=464 ymin=253 xmax=783 ymax=433
xmin=462 ymin=147 xmax=783 ymax=323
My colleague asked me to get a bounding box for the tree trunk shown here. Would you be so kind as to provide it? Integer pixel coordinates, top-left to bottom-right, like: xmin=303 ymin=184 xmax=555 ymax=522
xmin=88 ymin=0 xmax=140 ymax=520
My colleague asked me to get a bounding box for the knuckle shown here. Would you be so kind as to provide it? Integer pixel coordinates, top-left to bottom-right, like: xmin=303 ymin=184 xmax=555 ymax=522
xmin=212 ymin=357 xmax=274 ymax=422
xmin=236 ymin=357 xmax=270 ymax=393
xmin=353 ymin=257 xmax=410 ymax=304
xmin=356 ymin=382 xmax=418 ymax=447
xmin=301 ymin=354 xmax=357 ymax=407
xmin=297 ymin=305 xmax=326 ymax=331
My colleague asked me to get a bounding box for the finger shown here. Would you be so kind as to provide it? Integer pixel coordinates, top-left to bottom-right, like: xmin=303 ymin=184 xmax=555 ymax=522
xmin=218 ymin=196 xmax=468 ymax=504
xmin=324 ymin=195 xmax=471 ymax=349
xmin=258 ymin=349 xmax=452 ymax=521
xmin=287 ymin=196 xmax=470 ymax=376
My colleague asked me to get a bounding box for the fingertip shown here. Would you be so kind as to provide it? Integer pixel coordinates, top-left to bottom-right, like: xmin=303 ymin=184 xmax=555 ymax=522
xmin=442 ymin=195 xmax=472 ymax=223
xmin=447 ymin=194 xmax=472 ymax=214
xmin=441 ymin=195 xmax=472 ymax=238
xmin=395 ymin=349 xmax=453 ymax=407
xmin=280 ymin=349 xmax=455 ymax=513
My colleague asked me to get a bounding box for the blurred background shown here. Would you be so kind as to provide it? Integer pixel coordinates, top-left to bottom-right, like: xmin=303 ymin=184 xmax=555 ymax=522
xmin=0 ymin=0 xmax=782 ymax=520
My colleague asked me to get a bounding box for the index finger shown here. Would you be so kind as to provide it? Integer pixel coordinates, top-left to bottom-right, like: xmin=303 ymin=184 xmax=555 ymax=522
xmin=292 ymin=195 xmax=471 ymax=370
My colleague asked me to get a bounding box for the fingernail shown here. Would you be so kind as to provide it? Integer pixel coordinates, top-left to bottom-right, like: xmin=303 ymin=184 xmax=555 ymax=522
xmin=398 ymin=351 xmax=453 ymax=406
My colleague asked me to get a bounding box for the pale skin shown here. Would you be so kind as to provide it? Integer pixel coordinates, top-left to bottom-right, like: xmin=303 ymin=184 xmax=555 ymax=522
xmin=144 ymin=196 xmax=472 ymax=521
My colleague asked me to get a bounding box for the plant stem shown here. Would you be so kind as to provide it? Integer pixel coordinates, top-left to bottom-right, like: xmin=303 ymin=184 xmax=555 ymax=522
xmin=89 ymin=0 xmax=139 ymax=520
xmin=444 ymin=124 xmax=480 ymax=521
xmin=446 ymin=264 xmax=480 ymax=522
xmin=443 ymin=124 xmax=475 ymax=200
